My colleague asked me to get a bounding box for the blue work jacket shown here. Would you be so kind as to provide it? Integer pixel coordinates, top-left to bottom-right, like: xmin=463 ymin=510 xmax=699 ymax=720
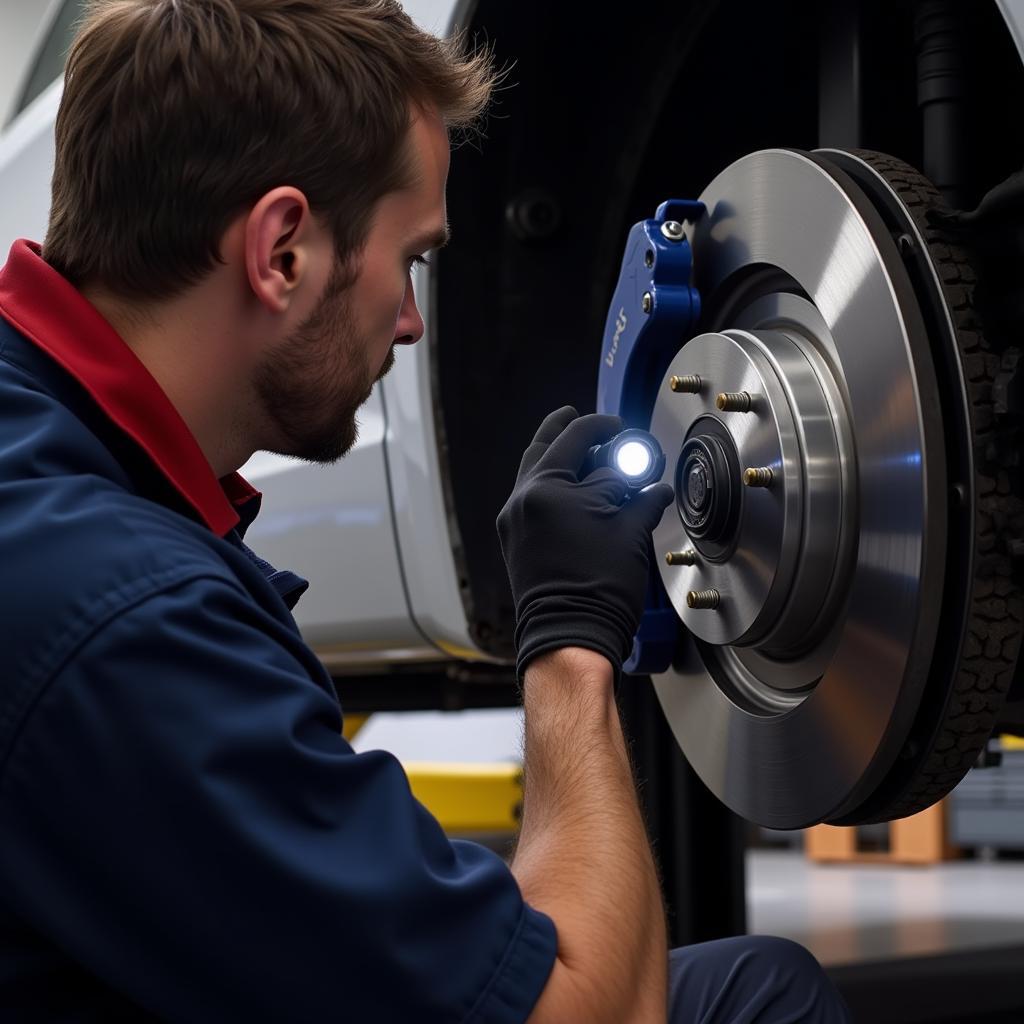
xmin=0 ymin=241 xmax=556 ymax=1022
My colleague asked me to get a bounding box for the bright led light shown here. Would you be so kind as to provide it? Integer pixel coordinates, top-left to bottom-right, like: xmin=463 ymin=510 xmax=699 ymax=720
xmin=615 ymin=440 xmax=653 ymax=478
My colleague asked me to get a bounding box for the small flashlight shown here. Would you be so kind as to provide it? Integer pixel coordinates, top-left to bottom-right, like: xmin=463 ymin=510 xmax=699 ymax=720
xmin=586 ymin=428 xmax=666 ymax=491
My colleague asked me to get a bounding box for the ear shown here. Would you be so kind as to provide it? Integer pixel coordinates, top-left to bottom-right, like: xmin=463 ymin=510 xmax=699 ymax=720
xmin=243 ymin=187 xmax=316 ymax=314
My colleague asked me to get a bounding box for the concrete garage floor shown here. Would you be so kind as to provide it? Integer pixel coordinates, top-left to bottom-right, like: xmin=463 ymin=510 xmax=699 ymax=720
xmin=750 ymin=849 xmax=1024 ymax=1022
xmin=748 ymin=847 xmax=1024 ymax=966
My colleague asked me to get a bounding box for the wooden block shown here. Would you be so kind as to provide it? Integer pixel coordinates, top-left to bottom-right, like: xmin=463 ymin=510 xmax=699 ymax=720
xmin=805 ymin=824 xmax=857 ymax=861
xmin=890 ymin=800 xmax=956 ymax=864
xmin=804 ymin=799 xmax=958 ymax=865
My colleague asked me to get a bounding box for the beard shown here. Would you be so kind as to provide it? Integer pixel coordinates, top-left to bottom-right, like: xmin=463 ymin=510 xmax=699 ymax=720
xmin=253 ymin=262 xmax=394 ymax=465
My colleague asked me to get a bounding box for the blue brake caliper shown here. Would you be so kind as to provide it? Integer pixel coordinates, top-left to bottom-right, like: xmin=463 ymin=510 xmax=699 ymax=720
xmin=597 ymin=199 xmax=704 ymax=675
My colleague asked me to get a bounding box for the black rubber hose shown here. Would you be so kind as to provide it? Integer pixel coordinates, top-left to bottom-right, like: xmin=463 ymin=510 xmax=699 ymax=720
xmin=914 ymin=0 xmax=969 ymax=208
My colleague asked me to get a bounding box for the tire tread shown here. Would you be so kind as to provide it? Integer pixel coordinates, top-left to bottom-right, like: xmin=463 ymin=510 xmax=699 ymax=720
xmin=852 ymin=150 xmax=1023 ymax=821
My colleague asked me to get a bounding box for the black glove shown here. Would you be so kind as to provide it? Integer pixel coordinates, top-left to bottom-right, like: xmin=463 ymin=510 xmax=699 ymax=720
xmin=496 ymin=406 xmax=675 ymax=680
xmin=928 ymin=169 xmax=1024 ymax=348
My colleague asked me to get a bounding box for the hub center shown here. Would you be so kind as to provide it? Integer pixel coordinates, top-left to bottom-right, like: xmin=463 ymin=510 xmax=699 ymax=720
xmin=677 ymin=423 xmax=741 ymax=558
xmin=686 ymin=459 xmax=707 ymax=509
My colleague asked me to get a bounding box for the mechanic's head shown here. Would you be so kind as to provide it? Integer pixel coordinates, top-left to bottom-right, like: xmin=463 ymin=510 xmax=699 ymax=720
xmin=42 ymin=0 xmax=496 ymax=466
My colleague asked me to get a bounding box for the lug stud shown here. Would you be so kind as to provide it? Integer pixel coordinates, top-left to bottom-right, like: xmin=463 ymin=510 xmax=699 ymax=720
xmin=642 ymin=291 xmax=653 ymax=314
xmin=665 ymin=550 xmax=697 ymax=566
xmin=743 ymin=467 xmax=774 ymax=488
xmin=716 ymin=391 xmax=752 ymax=413
xmin=687 ymin=589 xmax=720 ymax=610
xmin=669 ymin=374 xmax=701 ymax=394
xmin=660 ymin=220 xmax=685 ymax=242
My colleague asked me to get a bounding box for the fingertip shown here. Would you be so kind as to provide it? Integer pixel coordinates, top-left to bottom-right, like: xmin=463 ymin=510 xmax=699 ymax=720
xmin=550 ymin=404 xmax=579 ymax=425
xmin=530 ymin=405 xmax=580 ymax=446
xmin=631 ymin=482 xmax=675 ymax=529
xmin=549 ymin=404 xmax=579 ymax=424
xmin=648 ymin=481 xmax=676 ymax=508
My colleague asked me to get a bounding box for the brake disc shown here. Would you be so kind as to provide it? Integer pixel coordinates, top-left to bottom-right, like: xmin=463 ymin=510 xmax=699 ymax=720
xmin=647 ymin=149 xmax=1021 ymax=828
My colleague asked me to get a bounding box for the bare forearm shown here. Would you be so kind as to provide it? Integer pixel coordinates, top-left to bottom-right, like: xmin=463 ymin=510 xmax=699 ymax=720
xmin=512 ymin=648 xmax=667 ymax=1023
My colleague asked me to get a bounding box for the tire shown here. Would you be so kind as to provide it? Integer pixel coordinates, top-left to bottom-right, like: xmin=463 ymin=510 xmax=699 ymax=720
xmin=825 ymin=150 xmax=1023 ymax=823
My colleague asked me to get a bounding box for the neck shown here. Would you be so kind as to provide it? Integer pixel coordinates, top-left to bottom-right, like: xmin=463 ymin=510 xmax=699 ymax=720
xmin=80 ymin=283 xmax=258 ymax=478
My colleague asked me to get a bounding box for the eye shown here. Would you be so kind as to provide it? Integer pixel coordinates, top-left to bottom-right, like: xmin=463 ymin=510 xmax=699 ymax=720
xmin=409 ymin=254 xmax=431 ymax=273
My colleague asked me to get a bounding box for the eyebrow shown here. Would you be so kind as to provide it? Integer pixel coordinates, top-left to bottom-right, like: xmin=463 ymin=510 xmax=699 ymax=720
xmin=411 ymin=224 xmax=451 ymax=252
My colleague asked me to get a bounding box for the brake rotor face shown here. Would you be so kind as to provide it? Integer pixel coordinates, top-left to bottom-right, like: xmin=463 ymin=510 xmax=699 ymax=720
xmin=649 ymin=149 xmax=952 ymax=828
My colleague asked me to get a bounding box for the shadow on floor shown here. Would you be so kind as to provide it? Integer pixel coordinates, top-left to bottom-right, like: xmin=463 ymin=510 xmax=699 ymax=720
xmin=827 ymin=943 xmax=1024 ymax=1024
xmin=791 ymin=916 xmax=1024 ymax=966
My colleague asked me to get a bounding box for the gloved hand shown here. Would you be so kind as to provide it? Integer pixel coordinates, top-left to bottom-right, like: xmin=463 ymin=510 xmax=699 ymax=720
xmin=496 ymin=406 xmax=675 ymax=680
xmin=928 ymin=169 xmax=1024 ymax=348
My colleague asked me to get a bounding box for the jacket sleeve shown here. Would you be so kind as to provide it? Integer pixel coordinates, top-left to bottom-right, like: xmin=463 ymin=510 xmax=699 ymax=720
xmin=0 ymin=573 xmax=556 ymax=1023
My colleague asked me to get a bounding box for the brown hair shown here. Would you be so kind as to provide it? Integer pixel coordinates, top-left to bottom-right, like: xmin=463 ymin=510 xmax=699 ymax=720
xmin=43 ymin=0 xmax=495 ymax=302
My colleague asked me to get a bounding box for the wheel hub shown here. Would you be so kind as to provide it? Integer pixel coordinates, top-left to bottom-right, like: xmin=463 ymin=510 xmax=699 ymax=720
xmin=676 ymin=424 xmax=738 ymax=550
xmin=654 ymin=325 xmax=845 ymax=659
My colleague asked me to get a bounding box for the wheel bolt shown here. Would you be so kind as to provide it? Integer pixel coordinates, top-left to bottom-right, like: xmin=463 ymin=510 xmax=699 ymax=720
xmin=665 ymin=550 xmax=697 ymax=566
xmin=716 ymin=391 xmax=752 ymax=412
xmin=642 ymin=291 xmax=653 ymax=314
xmin=669 ymin=374 xmax=701 ymax=394
xmin=743 ymin=467 xmax=774 ymax=488
xmin=687 ymin=589 xmax=720 ymax=610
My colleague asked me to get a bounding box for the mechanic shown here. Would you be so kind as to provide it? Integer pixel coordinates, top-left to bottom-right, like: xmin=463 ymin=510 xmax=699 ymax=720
xmin=0 ymin=1 xmax=850 ymax=1021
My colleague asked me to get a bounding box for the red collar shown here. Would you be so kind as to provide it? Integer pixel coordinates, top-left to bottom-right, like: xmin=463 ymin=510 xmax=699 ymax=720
xmin=0 ymin=240 xmax=258 ymax=536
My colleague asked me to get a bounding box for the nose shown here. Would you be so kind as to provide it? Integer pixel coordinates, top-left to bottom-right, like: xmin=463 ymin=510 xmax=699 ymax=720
xmin=394 ymin=275 xmax=425 ymax=346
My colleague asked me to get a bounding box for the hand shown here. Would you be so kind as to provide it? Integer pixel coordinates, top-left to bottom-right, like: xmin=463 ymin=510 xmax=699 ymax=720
xmin=496 ymin=406 xmax=675 ymax=679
